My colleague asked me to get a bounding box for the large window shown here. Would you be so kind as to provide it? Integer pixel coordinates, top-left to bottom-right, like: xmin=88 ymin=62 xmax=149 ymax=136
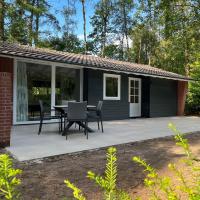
xmin=55 ymin=67 xmax=80 ymax=105
xmin=15 ymin=61 xmax=81 ymax=123
xmin=16 ymin=62 xmax=51 ymax=122
xmin=103 ymin=73 xmax=121 ymax=100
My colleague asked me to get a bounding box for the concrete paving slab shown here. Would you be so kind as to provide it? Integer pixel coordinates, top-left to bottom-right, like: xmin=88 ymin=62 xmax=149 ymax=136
xmin=6 ymin=116 xmax=200 ymax=161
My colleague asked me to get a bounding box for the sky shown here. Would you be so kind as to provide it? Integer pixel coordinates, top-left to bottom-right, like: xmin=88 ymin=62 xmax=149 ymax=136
xmin=48 ymin=0 xmax=98 ymax=38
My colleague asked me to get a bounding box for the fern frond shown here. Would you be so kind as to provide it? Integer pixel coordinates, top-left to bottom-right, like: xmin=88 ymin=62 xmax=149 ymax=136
xmin=168 ymin=123 xmax=193 ymax=160
xmin=64 ymin=180 xmax=86 ymax=200
xmin=105 ymin=147 xmax=117 ymax=191
xmin=87 ymin=171 xmax=107 ymax=189
xmin=87 ymin=147 xmax=118 ymax=200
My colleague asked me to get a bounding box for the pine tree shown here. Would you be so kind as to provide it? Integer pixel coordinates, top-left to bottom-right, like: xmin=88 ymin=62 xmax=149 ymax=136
xmin=0 ymin=0 xmax=5 ymax=40
xmin=89 ymin=0 xmax=113 ymax=57
xmin=80 ymin=0 xmax=87 ymax=54
xmin=63 ymin=0 xmax=77 ymax=36
xmin=112 ymin=0 xmax=134 ymax=61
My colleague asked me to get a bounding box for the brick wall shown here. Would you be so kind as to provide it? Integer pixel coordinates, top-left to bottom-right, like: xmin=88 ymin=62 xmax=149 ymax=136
xmin=177 ymin=81 xmax=188 ymax=116
xmin=0 ymin=57 xmax=13 ymax=147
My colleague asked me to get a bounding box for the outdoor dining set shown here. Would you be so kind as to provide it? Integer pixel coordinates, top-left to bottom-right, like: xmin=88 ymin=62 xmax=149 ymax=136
xmin=37 ymin=100 xmax=104 ymax=139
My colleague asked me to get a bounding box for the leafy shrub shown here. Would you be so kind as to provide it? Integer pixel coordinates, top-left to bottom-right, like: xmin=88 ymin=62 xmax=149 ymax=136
xmin=65 ymin=123 xmax=200 ymax=200
xmin=0 ymin=154 xmax=22 ymax=200
xmin=186 ymin=53 xmax=200 ymax=115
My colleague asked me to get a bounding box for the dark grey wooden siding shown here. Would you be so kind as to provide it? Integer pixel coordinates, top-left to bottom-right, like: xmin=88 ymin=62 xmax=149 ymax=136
xmin=85 ymin=69 xmax=129 ymax=120
xmin=141 ymin=77 xmax=150 ymax=117
xmin=150 ymin=78 xmax=177 ymax=117
xmin=84 ymin=69 xmax=178 ymax=120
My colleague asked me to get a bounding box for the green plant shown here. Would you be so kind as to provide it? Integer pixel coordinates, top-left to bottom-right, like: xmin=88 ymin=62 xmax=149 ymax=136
xmin=65 ymin=123 xmax=200 ymax=200
xmin=0 ymin=154 xmax=22 ymax=200
xmin=133 ymin=123 xmax=200 ymax=200
xmin=65 ymin=147 xmax=131 ymax=200
xmin=64 ymin=180 xmax=86 ymax=200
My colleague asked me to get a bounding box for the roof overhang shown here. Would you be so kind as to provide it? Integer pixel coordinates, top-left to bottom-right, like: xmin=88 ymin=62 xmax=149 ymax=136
xmin=0 ymin=53 xmax=192 ymax=82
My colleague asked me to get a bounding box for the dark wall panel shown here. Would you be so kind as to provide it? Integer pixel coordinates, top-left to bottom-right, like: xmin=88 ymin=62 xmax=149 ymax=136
xmin=86 ymin=69 xmax=177 ymax=120
xmin=141 ymin=77 xmax=150 ymax=117
xmin=150 ymin=78 xmax=177 ymax=117
xmin=86 ymin=69 xmax=129 ymax=120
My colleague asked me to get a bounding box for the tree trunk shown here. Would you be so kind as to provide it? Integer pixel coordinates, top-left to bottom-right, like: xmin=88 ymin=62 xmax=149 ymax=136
xmin=35 ymin=0 xmax=39 ymax=46
xmin=138 ymin=38 xmax=142 ymax=63
xmin=101 ymin=0 xmax=108 ymax=57
xmin=81 ymin=0 xmax=87 ymax=54
xmin=101 ymin=18 xmax=107 ymax=57
xmin=0 ymin=0 xmax=5 ymax=41
xmin=122 ymin=0 xmax=129 ymax=60
xmin=28 ymin=0 xmax=35 ymax=46
xmin=164 ymin=0 xmax=171 ymax=39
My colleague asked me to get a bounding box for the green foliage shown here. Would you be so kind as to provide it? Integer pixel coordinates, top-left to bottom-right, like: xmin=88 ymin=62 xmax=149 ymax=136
xmin=1 ymin=0 xmax=59 ymax=45
xmin=0 ymin=154 xmax=22 ymax=200
xmin=133 ymin=123 xmax=200 ymax=200
xmin=168 ymin=123 xmax=193 ymax=160
xmin=1 ymin=0 xmax=200 ymax=80
xmin=130 ymin=0 xmax=200 ymax=77
xmin=65 ymin=147 xmax=131 ymax=200
xmin=87 ymin=147 xmax=117 ymax=199
xmin=38 ymin=34 xmax=84 ymax=53
xmin=186 ymin=54 xmax=200 ymax=114
xmin=65 ymin=123 xmax=200 ymax=200
xmin=89 ymin=0 xmax=114 ymax=57
xmin=64 ymin=180 xmax=86 ymax=200
xmin=130 ymin=25 xmax=158 ymax=65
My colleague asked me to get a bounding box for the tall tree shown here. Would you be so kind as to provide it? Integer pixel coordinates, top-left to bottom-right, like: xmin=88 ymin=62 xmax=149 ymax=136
xmin=0 ymin=0 xmax=5 ymax=40
xmin=7 ymin=1 xmax=28 ymax=44
xmin=27 ymin=0 xmax=35 ymax=45
xmin=63 ymin=0 xmax=76 ymax=36
xmin=130 ymin=25 xmax=158 ymax=65
xmin=112 ymin=0 xmax=134 ymax=61
xmin=33 ymin=0 xmax=59 ymax=46
xmin=80 ymin=0 xmax=87 ymax=54
xmin=89 ymin=0 xmax=113 ymax=57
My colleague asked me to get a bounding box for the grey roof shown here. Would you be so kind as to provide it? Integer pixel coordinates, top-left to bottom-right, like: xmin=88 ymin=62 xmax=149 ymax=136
xmin=0 ymin=42 xmax=191 ymax=81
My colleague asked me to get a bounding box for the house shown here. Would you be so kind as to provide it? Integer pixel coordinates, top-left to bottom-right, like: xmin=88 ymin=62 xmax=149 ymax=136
xmin=0 ymin=42 xmax=190 ymax=147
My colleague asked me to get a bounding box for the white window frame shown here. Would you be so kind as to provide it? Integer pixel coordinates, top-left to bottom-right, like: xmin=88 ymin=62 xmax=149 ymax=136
xmin=103 ymin=73 xmax=121 ymax=100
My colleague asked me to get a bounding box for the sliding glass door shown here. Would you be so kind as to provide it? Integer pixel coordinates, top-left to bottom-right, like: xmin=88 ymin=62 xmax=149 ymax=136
xmin=15 ymin=61 xmax=81 ymax=123
xmin=55 ymin=67 xmax=80 ymax=105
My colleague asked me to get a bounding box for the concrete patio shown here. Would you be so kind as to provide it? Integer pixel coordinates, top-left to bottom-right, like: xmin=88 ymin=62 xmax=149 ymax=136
xmin=7 ymin=116 xmax=200 ymax=161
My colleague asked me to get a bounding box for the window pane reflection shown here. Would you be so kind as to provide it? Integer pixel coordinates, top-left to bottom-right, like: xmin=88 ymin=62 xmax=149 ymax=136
xmin=16 ymin=62 xmax=51 ymax=122
xmin=55 ymin=67 xmax=80 ymax=105
xmin=106 ymin=77 xmax=118 ymax=97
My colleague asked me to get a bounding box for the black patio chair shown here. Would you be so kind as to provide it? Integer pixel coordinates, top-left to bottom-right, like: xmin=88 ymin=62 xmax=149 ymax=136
xmin=88 ymin=101 xmax=104 ymax=132
xmin=65 ymin=102 xmax=88 ymax=139
xmin=38 ymin=100 xmax=62 ymax=135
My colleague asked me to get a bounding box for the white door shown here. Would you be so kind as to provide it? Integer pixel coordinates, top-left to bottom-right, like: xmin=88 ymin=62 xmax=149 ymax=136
xmin=129 ymin=78 xmax=141 ymax=117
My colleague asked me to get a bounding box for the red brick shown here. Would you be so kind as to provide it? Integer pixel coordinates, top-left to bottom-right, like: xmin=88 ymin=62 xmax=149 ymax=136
xmin=0 ymin=57 xmax=13 ymax=147
xmin=177 ymin=81 xmax=188 ymax=116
